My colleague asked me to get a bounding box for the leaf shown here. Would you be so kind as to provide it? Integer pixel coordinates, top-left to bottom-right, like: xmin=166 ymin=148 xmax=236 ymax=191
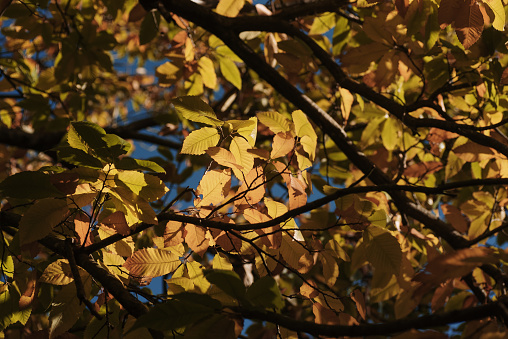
xmin=230 ymin=117 xmax=257 ymax=146
xmin=339 ymin=87 xmax=354 ymax=124
xmin=206 ymin=147 xmax=242 ymax=169
xmin=320 ymin=250 xmax=339 ymax=287
xmin=219 ymin=56 xmax=242 ymax=89
xmin=132 ymin=293 xmax=220 ymax=332
xmin=40 ymin=259 xmax=75 ymax=285
xmin=139 ymin=11 xmax=159 ymax=45
xmin=230 ymin=136 xmax=254 ymax=173
xmin=196 ymin=168 xmax=231 ymax=207
xmin=115 ymin=157 xmax=166 ymax=173
xmin=198 ymin=56 xmax=217 ymax=89
xmin=213 ymin=253 xmax=233 ymax=270
xmin=19 ymin=198 xmax=69 ymax=245
xmin=271 ymin=132 xmax=295 ymax=159
xmin=172 ymin=96 xmax=223 ymax=127
xmin=351 ymin=289 xmax=366 ymax=320
xmin=280 ymin=234 xmax=313 ymax=273
xmin=123 ymin=248 xmax=181 ymax=278
xmin=257 ymin=111 xmax=291 ymax=134
xmin=292 ymin=110 xmax=317 ymax=160
xmin=49 ymin=276 xmax=91 ymax=338
xmin=246 ymin=276 xmax=284 ymax=311
xmin=185 ymin=224 xmax=210 ymax=256
xmin=181 ymin=127 xmax=221 ymax=155
xmin=309 ymin=12 xmax=336 ymax=35
xmin=363 ymin=226 xmax=402 ymax=276
xmin=163 ymin=221 xmax=185 ymax=247
xmin=100 ymin=211 xmax=130 ymax=236
xmin=115 ymin=171 xmax=169 ymax=202
xmin=454 ymin=0 xmax=484 ymax=49
xmin=156 ymin=61 xmax=183 ymax=87
xmin=381 ymin=118 xmax=400 ymax=151
xmin=0 ymin=171 xmax=64 ymax=199
xmin=413 ymin=247 xmax=497 ymax=285
xmin=216 ymin=0 xmax=244 ymax=17
xmin=244 ymin=208 xmax=281 ymax=249
xmin=483 ymin=0 xmax=505 ymax=30
xmin=205 ymin=270 xmax=245 ymax=300
xmin=235 ymin=166 xmax=265 ymax=206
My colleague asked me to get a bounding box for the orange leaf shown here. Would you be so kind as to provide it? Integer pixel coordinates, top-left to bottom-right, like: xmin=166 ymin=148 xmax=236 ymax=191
xmin=100 ymin=211 xmax=130 ymax=236
xmin=270 ymin=132 xmax=295 ymax=159
xmin=74 ymin=213 xmax=94 ymax=246
xmin=244 ymin=208 xmax=281 ymax=249
xmin=185 ymin=224 xmax=210 ymax=256
xmin=235 ymin=166 xmax=265 ymax=206
xmin=351 ymin=289 xmax=367 ymax=320
xmin=163 ymin=220 xmax=185 ymax=247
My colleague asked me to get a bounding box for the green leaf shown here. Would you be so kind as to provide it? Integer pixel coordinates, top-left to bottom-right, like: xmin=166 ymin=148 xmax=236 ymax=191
xmin=205 ymin=270 xmax=246 ymax=300
xmin=219 ymin=56 xmax=242 ymax=90
xmin=184 ymin=314 xmax=236 ymax=339
xmin=19 ymin=198 xmax=69 ymax=245
xmin=115 ymin=171 xmax=168 ymax=201
xmin=0 ymin=171 xmax=64 ymax=199
xmin=381 ymin=118 xmax=400 ymax=151
xmin=309 ymin=12 xmax=336 ymax=35
xmin=181 ymin=127 xmax=221 ymax=155
xmin=56 ymin=146 xmax=105 ymax=168
xmin=132 ymin=293 xmax=219 ymax=332
xmin=172 ymin=96 xmax=223 ymax=127
xmin=115 ymin=157 xmax=165 ymax=173
xmin=49 ymin=283 xmax=86 ymax=338
xmin=102 ymin=134 xmax=131 ymax=157
xmin=246 ymin=276 xmax=284 ymax=311
xmin=139 ymin=11 xmax=159 ymax=45
xmin=363 ymin=226 xmax=402 ymax=276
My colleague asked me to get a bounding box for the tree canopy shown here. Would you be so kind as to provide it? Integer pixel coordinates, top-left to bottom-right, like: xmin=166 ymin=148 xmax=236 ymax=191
xmin=1 ymin=0 xmax=508 ymax=337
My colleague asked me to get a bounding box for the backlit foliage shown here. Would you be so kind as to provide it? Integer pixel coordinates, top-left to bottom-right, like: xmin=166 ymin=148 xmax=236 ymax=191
xmin=1 ymin=0 xmax=508 ymax=337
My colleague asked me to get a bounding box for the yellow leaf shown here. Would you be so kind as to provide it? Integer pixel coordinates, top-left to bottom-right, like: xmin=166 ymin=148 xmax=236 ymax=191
xmin=184 ymin=37 xmax=195 ymax=62
xmin=257 ymin=111 xmax=291 ymax=134
xmin=39 ymin=259 xmax=76 ymax=285
xmin=230 ymin=136 xmax=254 ymax=173
xmin=213 ymin=253 xmax=233 ymax=270
xmin=172 ymin=96 xmax=223 ymax=127
xmin=339 ymin=87 xmax=354 ymax=124
xmin=229 ymin=117 xmax=257 ymax=146
xmin=320 ymin=251 xmax=339 ymax=287
xmin=292 ymin=110 xmax=317 ymax=160
xmin=181 ymin=127 xmax=220 ymax=155
xmin=108 ymin=186 xmax=157 ymax=225
xmin=198 ymin=56 xmax=217 ymax=89
xmin=219 ymin=56 xmax=242 ymax=89
xmin=123 ymin=248 xmax=180 ymax=278
xmin=186 ymin=261 xmax=210 ymax=293
xmin=381 ymin=118 xmax=400 ymax=151
xmin=19 ymin=198 xmax=69 ymax=245
xmin=196 ymin=169 xmax=232 ymax=207
xmin=309 ymin=12 xmax=336 ymax=35
xmin=102 ymin=252 xmax=129 ymax=280
xmin=216 ymin=0 xmax=244 ymax=17
xmin=271 ymin=132 xmax=295 ymax=159
xmin=482 ymin=0 xmax=505 ymax=31
xmin=98 ymin=226 xmax=134 ymax=257
xmin=155 ymin=61 xmax=183 ymax=87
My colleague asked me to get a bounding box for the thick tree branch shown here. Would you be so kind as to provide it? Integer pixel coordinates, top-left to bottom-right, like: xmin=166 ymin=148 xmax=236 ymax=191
xmin=229 ymin=299 xmax=508 ymax=337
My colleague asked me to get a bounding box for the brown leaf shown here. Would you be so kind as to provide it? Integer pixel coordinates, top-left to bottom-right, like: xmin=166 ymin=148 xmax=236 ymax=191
xmin=441 ymin=204 xmax=468 ymax=233
xmin=100 ymin=211 xmax=130 ymax=236
xmin=163 ymin=220 xmax=185 ymax=247
xmin=185 ymin=224 xmax=210 ymax=256
xmin=74 ymin=213 xmax=94 ymax=246
xmin=454 ymin=0 xmax=484 ymax=49
xmin=431 ymin=280 xmax=454 ymax=311
xmin=235 ymin=166 xmax=265 ymax=206
xmin=244 ymin=208 xmax=281 ymax=249
xmin=351 ymin=289 xmax=367 ymax=320
xmin=438 ymin=0 xmax=462 ymax=29
xmin=403 ymin=161 xmax=443 ymax=178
